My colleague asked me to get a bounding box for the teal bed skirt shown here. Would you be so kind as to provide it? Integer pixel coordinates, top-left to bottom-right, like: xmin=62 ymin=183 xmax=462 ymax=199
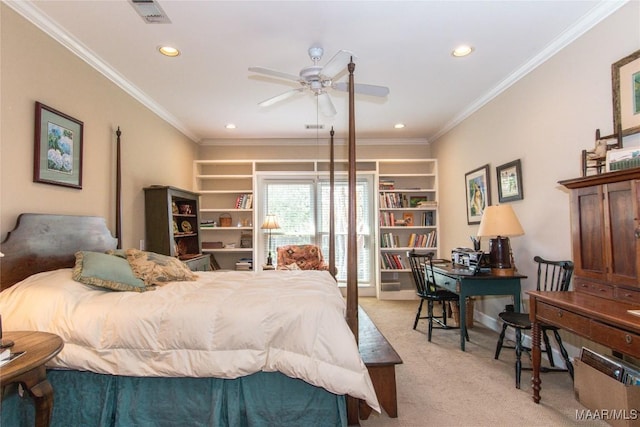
xmin=0 ymin=370 xmax=347 ymax=427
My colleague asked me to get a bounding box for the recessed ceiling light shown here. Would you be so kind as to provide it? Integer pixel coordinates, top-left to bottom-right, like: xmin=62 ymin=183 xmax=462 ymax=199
xmin=225 ymin=123 xmax=236 ymax=129
xmin=158 ymin=46 xmax=180 ymax=57
xmin=452 ymin=45 xmax=474 ymax=57
xmin=394 ymin=123 xmax=405 ymax=129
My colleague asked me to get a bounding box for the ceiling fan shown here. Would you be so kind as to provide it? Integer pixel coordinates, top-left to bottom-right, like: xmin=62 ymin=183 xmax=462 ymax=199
xmin=249 ymin=46 xmax=390 ymax=117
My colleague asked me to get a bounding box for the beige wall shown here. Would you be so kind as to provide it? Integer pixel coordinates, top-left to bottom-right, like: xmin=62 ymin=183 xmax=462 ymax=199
xmin=432 ymin=2 xmax=640 ymax=335
xmin=0 ymin=5 xmax=198 ymax=249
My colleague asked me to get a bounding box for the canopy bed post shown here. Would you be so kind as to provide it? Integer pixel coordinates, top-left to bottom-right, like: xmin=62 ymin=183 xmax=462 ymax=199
xmin=115 ymin=127 xmax=122 ymax=249
xmin=346 ymin=59 xmax=358 ymax=341
xmin=346 ymin=58 xmax=360 ymax=425
xmin=329 ymin=127 xmax=336 ymax=277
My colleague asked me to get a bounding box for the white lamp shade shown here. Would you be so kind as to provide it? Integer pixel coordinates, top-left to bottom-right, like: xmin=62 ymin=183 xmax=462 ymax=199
xmin=477 ymin=205 xmax=524 ymax=237
xmin=261 ymin=214 xmax=280 ymax=230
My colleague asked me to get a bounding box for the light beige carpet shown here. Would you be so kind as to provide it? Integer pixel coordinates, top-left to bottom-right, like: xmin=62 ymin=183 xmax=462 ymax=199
xmin=357 ymin=297 xmax=607 ymax=427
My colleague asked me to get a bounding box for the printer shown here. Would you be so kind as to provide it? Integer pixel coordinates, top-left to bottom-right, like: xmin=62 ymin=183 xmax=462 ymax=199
xmin=451 ymin=248 xmax=487 ymax=270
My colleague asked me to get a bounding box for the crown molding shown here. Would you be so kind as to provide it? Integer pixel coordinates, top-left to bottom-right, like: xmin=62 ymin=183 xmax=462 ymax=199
xmin=199 ymin=137 xmax=429 ymax=146
xmin=4 ymin=0 xmax=201 ymax=143
xmin=431 ymin=0 xmax=628 ymax=141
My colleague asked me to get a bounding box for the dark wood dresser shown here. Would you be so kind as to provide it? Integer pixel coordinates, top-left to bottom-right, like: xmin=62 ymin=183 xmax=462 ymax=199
xmin=528 ymin=168 xmax=640 ymax=403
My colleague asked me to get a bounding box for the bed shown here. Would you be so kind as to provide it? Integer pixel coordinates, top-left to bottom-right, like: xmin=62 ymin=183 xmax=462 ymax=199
xmin=0 ymin=60 xmax=371 ymax=426
xmin=0 ymin=214 xmax=378 ymax=426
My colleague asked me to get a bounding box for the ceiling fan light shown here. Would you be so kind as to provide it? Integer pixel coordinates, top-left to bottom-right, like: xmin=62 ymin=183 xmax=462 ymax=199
xmin=452 ymin=45 xmax=474 ymax=57
xmin=158 ymin=46 xmax=180 ymax=57
xmin=225 ymin=123 xmax=236 ymax=129
xmin=394 ymin=123 xmax=405 ymax=129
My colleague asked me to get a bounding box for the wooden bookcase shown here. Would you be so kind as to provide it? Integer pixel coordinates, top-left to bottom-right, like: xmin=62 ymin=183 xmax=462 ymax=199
xmin=143 ymin=185 xmax=210 ymax=271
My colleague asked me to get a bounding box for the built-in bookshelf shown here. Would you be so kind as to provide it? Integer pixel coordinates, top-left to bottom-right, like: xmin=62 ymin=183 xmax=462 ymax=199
xmin=377 ymin=159 xmax=438 ymax=299
xmin=193 ymin=160 xmax=255 ymax=270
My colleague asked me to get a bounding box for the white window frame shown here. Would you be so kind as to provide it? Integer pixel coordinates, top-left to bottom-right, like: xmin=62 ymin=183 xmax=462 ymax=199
xmin=257 ymin=172 xmax=375 ymax=286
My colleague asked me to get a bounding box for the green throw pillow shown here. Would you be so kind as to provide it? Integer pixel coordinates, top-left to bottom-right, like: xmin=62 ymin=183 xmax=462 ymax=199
xmin=73 ymin=251 xmax=149 ymax=292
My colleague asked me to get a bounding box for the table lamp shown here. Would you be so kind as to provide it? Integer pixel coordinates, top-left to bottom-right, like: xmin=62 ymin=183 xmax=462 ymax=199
xmin=261 ymin=214 xmax=280 ymax=266
xmin=477 ymin=205 xmax=524 ymax=276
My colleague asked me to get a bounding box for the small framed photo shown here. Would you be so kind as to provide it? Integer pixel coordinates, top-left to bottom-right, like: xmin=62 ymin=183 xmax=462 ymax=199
xmin=403 ymin=212 xmax=414 ymax=226
xmin=465 ymin=164 xmax=491 ymax=225
xmin=612 ymin=49 xmax=640 ymax=137
xmin=33 ymin=102 xmax=83 ymax=189
xmin=496 ymin=159 xmax=523 ymax=203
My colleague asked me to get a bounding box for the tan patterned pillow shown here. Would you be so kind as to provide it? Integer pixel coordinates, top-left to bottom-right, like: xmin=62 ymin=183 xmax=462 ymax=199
xmin=125 ymin=249 xmax=197 ymax=285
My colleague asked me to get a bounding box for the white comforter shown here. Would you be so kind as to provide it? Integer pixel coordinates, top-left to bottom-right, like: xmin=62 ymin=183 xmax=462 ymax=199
xmin=0 ymin=268 xmax=379 ymax=411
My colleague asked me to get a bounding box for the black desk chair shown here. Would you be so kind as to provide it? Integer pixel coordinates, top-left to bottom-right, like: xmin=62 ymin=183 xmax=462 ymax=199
xmin=494 ymin=256 xmax=574 ymax=388
xmin=408 ymin=251 xmax=469 ymax=342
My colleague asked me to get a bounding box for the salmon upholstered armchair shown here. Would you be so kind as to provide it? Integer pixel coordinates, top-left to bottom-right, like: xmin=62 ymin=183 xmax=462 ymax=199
xmin=276 ymin=245 xmax=330 ymax=271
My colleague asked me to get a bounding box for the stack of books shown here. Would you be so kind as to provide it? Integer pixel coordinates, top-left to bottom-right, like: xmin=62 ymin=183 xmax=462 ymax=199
xmin=379 ymin=180 xmax=395 ymax=190
xmin=235 ymin=258 xmax=253 ymax=271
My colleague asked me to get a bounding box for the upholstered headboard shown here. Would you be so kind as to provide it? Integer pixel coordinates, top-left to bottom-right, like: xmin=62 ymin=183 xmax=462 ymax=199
xmin=0 ymin=213 xmax=117 ymax=290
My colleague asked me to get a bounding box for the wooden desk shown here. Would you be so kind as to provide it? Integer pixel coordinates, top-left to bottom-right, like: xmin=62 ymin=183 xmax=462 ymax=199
xmin=432 ymin=265 xmax=526 ymax=351
xmin=0 ymin=331 xmax=63 ymax=427
xmin=528 ymin=291 xmax=640 ymax=403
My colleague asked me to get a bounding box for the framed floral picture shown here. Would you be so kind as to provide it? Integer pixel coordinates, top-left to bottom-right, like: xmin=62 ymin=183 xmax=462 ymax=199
xmin=496 ymin=159 xmax=523 ymax=203
xmin=465 ymin=164 xmax=491 ymax=225
xmin=612 ymin=49 xmax=640 ymax=137
xmin=33 ymin=102 xmax=83 ymax=189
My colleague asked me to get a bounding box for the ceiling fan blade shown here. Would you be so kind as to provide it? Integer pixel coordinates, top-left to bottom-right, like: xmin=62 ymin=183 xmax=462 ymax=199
xmin=258 ymin=88 xmax=304 ymax=107
xmin=320 ymin=50 xmax=356 ymax=79
xmin=317 ymin=92 xmax=337 ymax=117
xmin=249 ymin=66 xmax=301 ymax=83
xmin=332 ymin=82 xmax=390 ymax=97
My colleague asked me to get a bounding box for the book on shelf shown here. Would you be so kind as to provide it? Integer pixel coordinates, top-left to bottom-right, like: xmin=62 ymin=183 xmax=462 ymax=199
xmin=379 ymin=192 xmax=408 ymax=208
xmin=234 ymin=194 xmax=253 ymax=209
xmin=407 ymin=230 xmax=437 ymax=248
xmin=381 ymin=253 xmax=405 ymax=270
xmin=381 ymin=233 xmax=400 ymax=248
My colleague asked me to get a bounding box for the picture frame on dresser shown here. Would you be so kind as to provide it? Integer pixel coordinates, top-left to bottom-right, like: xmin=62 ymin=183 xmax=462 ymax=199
xmin=33 ymin=102 xmax=83 ymax=189
xmin=465 ymin=164 xmax=491 ymax=225
xmin=496 ymin=159 xmax=523 ymax=203
xmin=612 ymin=49 xmax=640 ymax=137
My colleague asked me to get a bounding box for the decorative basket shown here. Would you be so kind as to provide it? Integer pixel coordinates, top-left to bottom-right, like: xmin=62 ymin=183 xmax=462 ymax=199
xmin=219 ymin=213 xmax=232 ymax=227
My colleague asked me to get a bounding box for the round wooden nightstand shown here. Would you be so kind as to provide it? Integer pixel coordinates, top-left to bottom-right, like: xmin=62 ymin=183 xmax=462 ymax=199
xmin=0 ymin=331 xmax=63 ymax=427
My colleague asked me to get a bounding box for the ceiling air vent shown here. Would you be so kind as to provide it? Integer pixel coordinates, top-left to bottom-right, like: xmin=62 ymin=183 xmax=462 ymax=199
xmin=305 ymin=124 xmax=325 ymax=130
xmin=130 ymin=0 xmax=171 ymax=24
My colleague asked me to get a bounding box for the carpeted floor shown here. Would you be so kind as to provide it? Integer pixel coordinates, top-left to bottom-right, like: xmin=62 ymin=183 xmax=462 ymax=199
xmin=357 ymin=297 xmax=608 ymax=426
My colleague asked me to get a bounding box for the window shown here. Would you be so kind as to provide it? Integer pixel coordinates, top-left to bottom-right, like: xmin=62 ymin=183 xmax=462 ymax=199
xmin=260 ymin=174 xmax=374 ymax=285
